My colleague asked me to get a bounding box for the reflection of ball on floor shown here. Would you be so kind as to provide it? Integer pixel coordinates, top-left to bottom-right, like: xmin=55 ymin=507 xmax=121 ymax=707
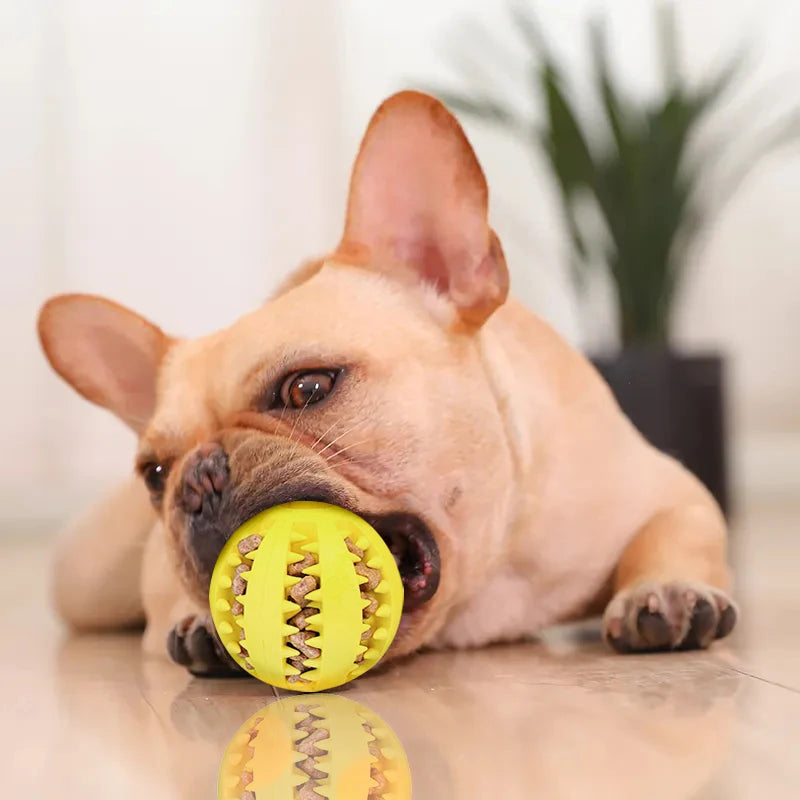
xmin=209 ymin=502 xmax=404 ymax=692
xmin=218 ymin=695 xmax=412 ymax=800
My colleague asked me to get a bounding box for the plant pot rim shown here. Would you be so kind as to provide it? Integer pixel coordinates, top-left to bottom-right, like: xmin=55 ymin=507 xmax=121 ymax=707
xmin=590 ymin=346 xmax=725 ymax=360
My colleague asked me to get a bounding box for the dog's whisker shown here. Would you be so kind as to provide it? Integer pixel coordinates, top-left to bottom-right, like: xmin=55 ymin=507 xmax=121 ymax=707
xmin=323 ymin=438 xmax=372 ymax=462
xmin=286 ymin=396 xmax=314 ymax=461
xmin=310 ymin=416 xmax=346 ymax=452
xmin=315 ymin=420 xmax=368 ymax=458
xmin=321 ymin=448 xmax=360 ymax=467
xmin=277 ymin=397 xmax=289 ymax=429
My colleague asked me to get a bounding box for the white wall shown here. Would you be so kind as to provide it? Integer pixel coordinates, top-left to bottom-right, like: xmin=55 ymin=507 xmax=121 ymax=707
xmin=1 ymin=0 xmax=798 ymax=526
xmin=1 ymin=0 xmax=346 ymax=521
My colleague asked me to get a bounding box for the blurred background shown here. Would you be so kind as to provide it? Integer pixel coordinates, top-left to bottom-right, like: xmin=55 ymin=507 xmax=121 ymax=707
xmin=2 ymin=0 xmax=799 ymax=532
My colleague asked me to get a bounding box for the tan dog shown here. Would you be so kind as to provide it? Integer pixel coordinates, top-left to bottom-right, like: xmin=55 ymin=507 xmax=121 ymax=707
xmin=37 ymin=91 xmax=736 ymax=675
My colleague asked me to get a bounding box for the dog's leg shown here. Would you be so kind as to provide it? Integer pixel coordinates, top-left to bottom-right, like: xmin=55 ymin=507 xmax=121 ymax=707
xmin=141 ymin=523 xmax=242 ymax=677
xmin=603 ymin=503 xmax=738 ymax=652
xmin=52 ymin=477 xmax=153 ymax=630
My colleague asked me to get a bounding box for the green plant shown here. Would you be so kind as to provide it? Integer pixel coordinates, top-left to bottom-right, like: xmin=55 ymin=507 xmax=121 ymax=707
xmin=427 ymin=3 xmax=800 ymax=346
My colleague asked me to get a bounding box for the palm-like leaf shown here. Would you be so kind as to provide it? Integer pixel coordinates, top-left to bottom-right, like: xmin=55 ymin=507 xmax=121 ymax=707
xmin=421 ymin=1 xmax=800 ymax=345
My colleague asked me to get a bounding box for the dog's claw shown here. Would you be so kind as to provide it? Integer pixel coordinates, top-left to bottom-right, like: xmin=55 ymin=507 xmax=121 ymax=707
xmin=167 ymin=615 xmax=243 ymax=677
xmin=604 ymin=580 xmax=738 ymax=653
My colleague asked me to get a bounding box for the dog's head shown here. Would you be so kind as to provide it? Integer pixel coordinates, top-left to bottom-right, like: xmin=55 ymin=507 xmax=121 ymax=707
xmin=37 ymin=92 xmax=515 ymax=655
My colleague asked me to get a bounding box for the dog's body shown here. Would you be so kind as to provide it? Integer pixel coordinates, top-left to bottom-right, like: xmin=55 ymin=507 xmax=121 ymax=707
xmin=39 ymin=92 xmax=735 ymax=675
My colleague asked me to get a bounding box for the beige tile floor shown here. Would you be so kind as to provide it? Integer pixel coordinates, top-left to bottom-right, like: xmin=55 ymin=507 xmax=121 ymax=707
xmin=0 ymin=501 xmax=798 ymax=799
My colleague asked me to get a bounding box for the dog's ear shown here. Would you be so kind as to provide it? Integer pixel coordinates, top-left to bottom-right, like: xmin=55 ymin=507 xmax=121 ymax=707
xmin=336 ymin=90 xmax=509 ymax=327
xmin=38 ymin=294 xmax=171 ymax=432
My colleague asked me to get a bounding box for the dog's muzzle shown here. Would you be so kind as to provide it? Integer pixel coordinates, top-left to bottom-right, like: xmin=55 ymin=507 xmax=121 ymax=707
xmin=170 ymin=435 xmax=441 ymax=613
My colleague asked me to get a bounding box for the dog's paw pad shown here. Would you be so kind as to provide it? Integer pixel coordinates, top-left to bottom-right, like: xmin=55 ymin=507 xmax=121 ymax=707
xmin=167 ymin=615 xmax=243 ymax=677
xmin=603 ymin=581 xmax=737 ymax=654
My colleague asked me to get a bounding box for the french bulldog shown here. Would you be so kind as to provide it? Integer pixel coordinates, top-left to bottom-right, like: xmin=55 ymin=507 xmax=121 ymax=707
xmin=37 ymin=91 xmax=737 ymax=676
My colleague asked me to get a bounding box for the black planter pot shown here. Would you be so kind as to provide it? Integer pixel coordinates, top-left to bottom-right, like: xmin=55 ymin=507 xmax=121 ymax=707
xmin=590 ymin=349 xmax=729 ymax=515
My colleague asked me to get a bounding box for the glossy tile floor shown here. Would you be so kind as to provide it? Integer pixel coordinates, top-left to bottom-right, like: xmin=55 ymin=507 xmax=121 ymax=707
xmin=1 ymin=501 xmax=798 ymax=799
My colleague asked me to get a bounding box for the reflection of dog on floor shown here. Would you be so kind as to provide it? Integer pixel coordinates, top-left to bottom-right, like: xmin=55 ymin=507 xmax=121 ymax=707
xmin=39 ymin=91 xmax=736 ymax=676
xmin=360 ymin=645 xmax=740 ymax=800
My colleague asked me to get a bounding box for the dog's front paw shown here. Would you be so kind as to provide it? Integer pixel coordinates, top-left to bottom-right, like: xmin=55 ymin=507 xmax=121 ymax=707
xmin=167 ymin=614 xmax=243 ymax=677
xmin=603 ymin=580 xmax=737 ymax=653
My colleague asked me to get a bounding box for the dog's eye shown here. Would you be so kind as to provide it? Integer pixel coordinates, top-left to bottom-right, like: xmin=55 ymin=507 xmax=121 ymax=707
xmin=278 ymin=370 xmax=338 ymax=409
xmin=141 ymin=462 xmax=169 ymax=495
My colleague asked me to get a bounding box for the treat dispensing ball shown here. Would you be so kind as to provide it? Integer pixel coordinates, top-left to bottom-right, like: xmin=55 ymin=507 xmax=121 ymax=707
xmin=209 ymin=502 xmax=404 ymax=691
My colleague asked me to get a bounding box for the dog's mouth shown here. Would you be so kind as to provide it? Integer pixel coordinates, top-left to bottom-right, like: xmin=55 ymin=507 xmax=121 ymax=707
xmin=361 ymin=512 xmax=441 ymax=612
xmin=211 ymin=486 xmax=441 ymax=613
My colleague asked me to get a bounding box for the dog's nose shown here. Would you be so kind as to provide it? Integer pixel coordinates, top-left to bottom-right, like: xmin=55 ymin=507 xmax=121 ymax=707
xmin=177 ymin=442 xmax=230 ymax=516
xmin=176 ymin=443 xmax=231 ymax=582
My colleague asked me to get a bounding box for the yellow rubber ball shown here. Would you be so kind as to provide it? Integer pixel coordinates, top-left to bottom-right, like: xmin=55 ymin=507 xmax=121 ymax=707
xmin=209 ymin=502 xmax=404 ymax=691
